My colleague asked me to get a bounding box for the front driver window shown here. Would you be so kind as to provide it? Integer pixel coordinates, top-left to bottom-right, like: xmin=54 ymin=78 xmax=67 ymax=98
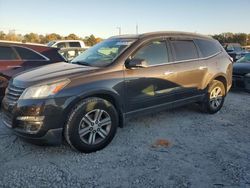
xmin=133 ymin=41 xmax=169 ymax=66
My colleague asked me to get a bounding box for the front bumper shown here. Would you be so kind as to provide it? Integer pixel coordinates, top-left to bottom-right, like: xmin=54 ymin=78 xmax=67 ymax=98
xmin=13 ymin=127 xmax=63 ymax=145
xmin=1 ymin=97 xmax=69 ymax=145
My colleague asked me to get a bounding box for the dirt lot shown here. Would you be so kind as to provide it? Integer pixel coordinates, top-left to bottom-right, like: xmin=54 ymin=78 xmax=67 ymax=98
xmin=0 ymin=91 xmax=249 ymax=188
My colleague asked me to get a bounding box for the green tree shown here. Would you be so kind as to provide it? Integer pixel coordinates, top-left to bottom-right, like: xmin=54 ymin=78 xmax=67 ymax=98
xmin=247 ymin=34 xmax=250 ymax=45
xmin=84 ymin=34 xmax=101 ymax=46
xmin=23 ymin=33 xmax=40 ymax=43
xmin=0 ymin=31 xmax=6 ymax=40
xmin=65 ymin=33 xmax=79 ymax=40
xmin=5 ymin=32 xmax=19 ymax=41
xmin=44 ymin=33 xmax=62 ymax=43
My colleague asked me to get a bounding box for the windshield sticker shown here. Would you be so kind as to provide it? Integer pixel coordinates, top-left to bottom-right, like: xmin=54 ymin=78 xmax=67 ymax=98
xmin=115 ymin=41 xmax=133 ymax=46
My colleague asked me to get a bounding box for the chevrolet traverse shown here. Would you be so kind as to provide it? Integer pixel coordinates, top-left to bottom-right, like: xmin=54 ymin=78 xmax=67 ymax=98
xmin=2 ymin=32 xmax=233 ymax=152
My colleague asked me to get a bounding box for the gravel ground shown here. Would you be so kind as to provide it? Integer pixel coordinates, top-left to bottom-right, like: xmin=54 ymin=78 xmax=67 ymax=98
xmin=0 ymin=91 xmax=250 ymax=188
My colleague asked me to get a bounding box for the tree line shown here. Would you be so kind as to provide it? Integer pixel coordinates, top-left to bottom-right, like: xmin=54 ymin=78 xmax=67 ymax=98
xmin=1 ymin=31 xmax=250 ymax=46
xmin=0 ymin=31 xmax=103 ymax=46
xmin=212 ymin=33 xmax=250 ymax=46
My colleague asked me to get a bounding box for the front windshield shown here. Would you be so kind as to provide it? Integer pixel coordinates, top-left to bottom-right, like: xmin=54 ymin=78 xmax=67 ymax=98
xmin=71 ymin=38 xmax=136 ymax=67
xmin=237 ymin=53 xmax=250 ymax=63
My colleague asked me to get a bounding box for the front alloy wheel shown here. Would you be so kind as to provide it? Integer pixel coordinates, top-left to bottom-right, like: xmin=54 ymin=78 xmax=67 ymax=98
xmin=78 ymin=109 xmax=112 ymax=145
xmin=64 ymin=97 xmax=118 ymax=153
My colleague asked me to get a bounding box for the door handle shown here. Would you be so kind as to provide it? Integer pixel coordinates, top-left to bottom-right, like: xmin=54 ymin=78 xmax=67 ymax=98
xmin=199 ymin=66 xmax=207 ymax=70
xmin=164 ymin=71 xmax=174 ymax=75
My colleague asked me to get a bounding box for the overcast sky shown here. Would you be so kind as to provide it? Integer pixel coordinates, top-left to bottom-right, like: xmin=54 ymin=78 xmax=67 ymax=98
xmin=0 ymin=0 xmax=250 ymax=38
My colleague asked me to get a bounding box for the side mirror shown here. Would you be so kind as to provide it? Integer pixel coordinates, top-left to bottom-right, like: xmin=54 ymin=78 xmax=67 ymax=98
xmin=125 ymin=58 xmax=148 ymax=69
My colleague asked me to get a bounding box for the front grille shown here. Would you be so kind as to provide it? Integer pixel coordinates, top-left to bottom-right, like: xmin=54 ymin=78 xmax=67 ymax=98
xmin=5 ymin=83 xmax=25 ymax=107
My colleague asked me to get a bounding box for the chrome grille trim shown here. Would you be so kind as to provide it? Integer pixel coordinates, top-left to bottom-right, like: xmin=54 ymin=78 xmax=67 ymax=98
xmin=5 ymin=83 xmax=25 ymax=106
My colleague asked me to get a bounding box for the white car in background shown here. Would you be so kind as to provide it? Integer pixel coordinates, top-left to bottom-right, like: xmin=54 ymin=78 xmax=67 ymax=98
xmin=47 ymin=40 xmax=88 ymax=61
xmin=47 ymin=40 xmax=87 ymax=49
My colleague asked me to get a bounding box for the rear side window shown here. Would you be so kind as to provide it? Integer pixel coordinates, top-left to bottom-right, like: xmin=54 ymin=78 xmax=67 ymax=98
xmin=195 ymin=39 xmax=221 ymax=57
xmin=133 ymin=41 xmax=169 ymax=66
xmin=69 ymin=42 xmax=81 ymax=47
xmin=170 ymin=40 xmax=198 ymax=61
xmin=0 ymin=46 xmax=18 ymax=60
xmin=15 ymin=47 xmax=46 ymax=60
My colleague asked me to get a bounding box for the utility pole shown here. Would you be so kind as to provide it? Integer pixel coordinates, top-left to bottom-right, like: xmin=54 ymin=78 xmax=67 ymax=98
xmin=136 ymin=23 xmax=138 ymax=34
xmin=116 ymin=27 xmax=121 ymax=35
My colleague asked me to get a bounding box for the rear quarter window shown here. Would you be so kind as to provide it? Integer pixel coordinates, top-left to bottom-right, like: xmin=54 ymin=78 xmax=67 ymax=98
xmin=195 ymin=39 xmax=221 ymax=57
xmin=170 ymin=40 xmax=198 ymax=61
xmin=69 ymin=42 xmax=81 ymax=47
xmin=15 ymin=46 xmax=46 ymax=60
xmin=0 ymin=46 xmax=18 ymax=60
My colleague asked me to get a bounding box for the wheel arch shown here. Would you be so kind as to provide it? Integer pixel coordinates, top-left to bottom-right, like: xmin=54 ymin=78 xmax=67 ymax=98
xmin=205 ymin=73 xmax=228 ymax=92
xmin=63 ymin=89 xmax=125 ymax=128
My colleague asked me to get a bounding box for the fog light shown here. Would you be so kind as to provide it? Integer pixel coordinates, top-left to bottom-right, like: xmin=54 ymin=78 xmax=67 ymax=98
xmin=16 ymin=116 xmax=44 ymax=134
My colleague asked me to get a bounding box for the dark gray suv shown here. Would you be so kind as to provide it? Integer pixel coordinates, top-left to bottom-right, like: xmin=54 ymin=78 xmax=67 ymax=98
xmin=2 ymin=32 xmax=233 ymax=152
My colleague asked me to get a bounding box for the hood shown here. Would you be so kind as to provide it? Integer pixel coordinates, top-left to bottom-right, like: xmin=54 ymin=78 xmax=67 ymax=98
xmin=13 ymin=62 xmax=99 ymax=87
xmin=233 ymin=62 xmax=250 ymax=75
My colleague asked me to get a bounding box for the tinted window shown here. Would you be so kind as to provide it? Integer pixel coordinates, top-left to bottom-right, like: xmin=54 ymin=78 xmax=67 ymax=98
xmin=15 ymin=47 xmax=45 ymax=60
xmin=133 ymin=41 xmax=169 ymax=66
xmin=69 ymin=42 xmax=81 ymax=47
xmin=195 ymin=39 xmax=221 ymax=57
xmin=0 ymin=46 xmax=18 ymax=60
xmin=171 ymin=40 xmax=198 ymax=61
xmin=57 ymin=42 xmax=67 ymax=48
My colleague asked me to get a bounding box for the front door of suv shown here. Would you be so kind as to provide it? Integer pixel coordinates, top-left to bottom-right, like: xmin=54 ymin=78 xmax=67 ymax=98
xmin=169 ymin=39 xmax=207 ymax=100
xmin=124 ymin=39 xmax=180 ymax=113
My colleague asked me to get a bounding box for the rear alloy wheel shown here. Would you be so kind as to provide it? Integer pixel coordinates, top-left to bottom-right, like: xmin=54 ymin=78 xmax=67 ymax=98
xmin=201 ymin=80 xmax=226 ymax=114
xmin=209 ymin=86 xmax=223 ymax=110
xmin=64 ymin=97 xmax=118 ymax=153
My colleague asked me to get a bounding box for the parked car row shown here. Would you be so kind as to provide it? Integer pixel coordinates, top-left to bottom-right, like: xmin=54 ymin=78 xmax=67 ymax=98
xmin=1 ymin=32 xmax=233 ymax=152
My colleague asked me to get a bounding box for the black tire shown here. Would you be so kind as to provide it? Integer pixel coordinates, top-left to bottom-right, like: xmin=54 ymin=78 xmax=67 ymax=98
xmin=200 ymin=80 xmax=226 ymax=114
xmin=64 ymin=97 xmax=118 ymax=153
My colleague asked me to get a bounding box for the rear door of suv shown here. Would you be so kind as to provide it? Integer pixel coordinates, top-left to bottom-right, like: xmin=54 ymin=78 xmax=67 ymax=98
xmin=169 ymin=38 xmax=208 ymax=101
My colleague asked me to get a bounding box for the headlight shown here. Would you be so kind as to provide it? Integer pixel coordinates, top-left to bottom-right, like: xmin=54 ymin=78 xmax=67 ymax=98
xmin=20 ymin=79 xmax=70 ymax=99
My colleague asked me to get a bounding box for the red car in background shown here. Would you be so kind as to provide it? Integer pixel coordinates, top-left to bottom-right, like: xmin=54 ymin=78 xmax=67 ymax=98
xmin=0 ymin=41 xmax=66 ymax=99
